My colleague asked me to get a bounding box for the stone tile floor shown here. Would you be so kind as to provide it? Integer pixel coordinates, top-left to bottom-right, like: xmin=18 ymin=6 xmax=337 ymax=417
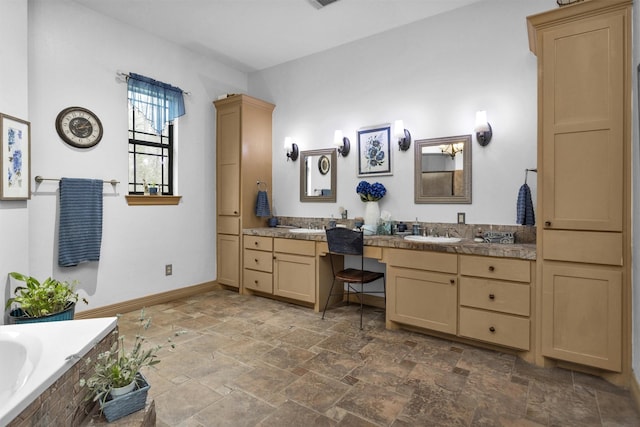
xmin=116 ymin=288 xmax=640 ymax=426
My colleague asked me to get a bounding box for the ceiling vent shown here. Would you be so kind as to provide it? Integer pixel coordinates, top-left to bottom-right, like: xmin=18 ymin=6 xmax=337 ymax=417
xmin=308 ymin=0 xmax=339 ymax=9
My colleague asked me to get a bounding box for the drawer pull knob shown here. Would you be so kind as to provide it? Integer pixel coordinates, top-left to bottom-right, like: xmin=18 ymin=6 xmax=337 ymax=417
xmin=450 ymin=279 xmax=455 ymax=285
xmin=489 ymin=326 xmax=496 ymax=333
xmin=544 ymin=221 xmax=551 ymax=227
xmin=254 ymin=280 xmax=258 ymax=284
xmin=488 ymin=266 xmax=495 ymax=272
xmin=489 ymin=293 xmax=495 ymax=300
xmin=254 ymin=258 xmax=258 ymax=263
xmin=254 ymin=241 xmax=259 ymax=246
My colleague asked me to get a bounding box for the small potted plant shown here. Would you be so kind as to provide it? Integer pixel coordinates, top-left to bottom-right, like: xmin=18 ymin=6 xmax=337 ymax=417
xmin=80 ymin=310 xmax=182 ymax=422
xmin=5 ymin=272 xmax=87 ymax=324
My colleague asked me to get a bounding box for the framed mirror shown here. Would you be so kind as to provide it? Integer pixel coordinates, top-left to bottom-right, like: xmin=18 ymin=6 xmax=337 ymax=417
xmin=414 ymin=134 xmax=472 ymax=204
xmin=300 ymin=148 xmax=337 ymax=202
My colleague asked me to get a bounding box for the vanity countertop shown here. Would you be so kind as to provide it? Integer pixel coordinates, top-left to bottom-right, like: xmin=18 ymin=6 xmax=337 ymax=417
xmin=243 ymin=228 xmax=536 ymax=260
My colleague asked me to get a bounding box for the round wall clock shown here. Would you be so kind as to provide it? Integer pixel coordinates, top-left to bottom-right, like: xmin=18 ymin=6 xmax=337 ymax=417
xmin=318 ymin=155 xmax=330 ymax=175
xmin=55 ymin=106 xmax=103 ymax=148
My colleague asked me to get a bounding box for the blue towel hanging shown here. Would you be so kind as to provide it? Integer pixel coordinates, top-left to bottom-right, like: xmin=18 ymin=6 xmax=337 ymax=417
xmin=255 ymin=190 xmax=271 ymax=217
xmin=58 ymin=178 xmax=104 ymax=267
xmin=516 ymin=183 xmax=535 ymax=226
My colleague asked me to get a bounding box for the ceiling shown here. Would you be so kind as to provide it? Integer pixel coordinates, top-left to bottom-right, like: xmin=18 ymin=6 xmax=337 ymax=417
xmin=71 ymin=0 xmax=485 ymax=72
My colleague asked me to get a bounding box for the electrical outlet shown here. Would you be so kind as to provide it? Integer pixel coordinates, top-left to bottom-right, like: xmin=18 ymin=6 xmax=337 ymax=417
xmin=165 ymin=264 xmax=172 ymax=276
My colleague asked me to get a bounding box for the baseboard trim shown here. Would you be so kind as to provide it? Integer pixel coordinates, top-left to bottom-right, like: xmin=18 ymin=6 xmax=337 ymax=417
xmin=630 ymin=369 xmax=640 ymax=413
xmin=345 ymin=293 xmax=385 ymax=309
xmin=74 ymin=281 xmax=222 ymax=319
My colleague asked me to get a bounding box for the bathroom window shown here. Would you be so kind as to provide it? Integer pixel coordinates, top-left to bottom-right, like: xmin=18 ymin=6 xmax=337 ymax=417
xmin=127 ymin=102 xmax=174 ymax=195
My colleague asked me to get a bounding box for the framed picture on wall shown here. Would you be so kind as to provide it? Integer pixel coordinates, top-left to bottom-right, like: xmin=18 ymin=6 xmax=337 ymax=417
xmin=357 ymin=124 xmax=392 ymax=177
xmin=0 ymin=113 xmax=31 ymax=200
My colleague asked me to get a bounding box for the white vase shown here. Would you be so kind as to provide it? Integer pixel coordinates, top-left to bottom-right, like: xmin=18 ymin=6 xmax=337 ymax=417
xmin=364 ymin=201 xmax=380 ymax=232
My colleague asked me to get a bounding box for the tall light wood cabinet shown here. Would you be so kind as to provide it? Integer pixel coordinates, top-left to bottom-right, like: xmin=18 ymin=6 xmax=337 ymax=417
xmin=527 ymin=0 xmax=631 ymax=375
xmin=214 ymin=95 xmax=275 ymax=288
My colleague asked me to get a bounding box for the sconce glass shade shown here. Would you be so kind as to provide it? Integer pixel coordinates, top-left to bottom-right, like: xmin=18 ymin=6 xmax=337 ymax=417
xmin=474 ymin=110 xmax=493 ymax=146
xmin=333 ymin=130 xmax=350 ymax=157
xmin=394 ymin=119 xmax=411 ymax=151
xmin=284 ymin=136 xmax=299 ymax=161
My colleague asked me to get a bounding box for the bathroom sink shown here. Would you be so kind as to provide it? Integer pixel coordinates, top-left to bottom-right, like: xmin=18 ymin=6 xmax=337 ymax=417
xmin=288 ymin=228 xmax=326 ymax=234
xmin=404 ymin=235 xmax=461 ymax=243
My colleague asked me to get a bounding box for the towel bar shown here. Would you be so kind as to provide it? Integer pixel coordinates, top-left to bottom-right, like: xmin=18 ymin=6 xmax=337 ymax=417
xmin=35 ymin=176 xmax=119 ymax=185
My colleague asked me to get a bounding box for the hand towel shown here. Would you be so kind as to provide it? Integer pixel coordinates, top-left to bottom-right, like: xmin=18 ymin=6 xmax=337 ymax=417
xmin=58 ymin=178 xmax=104 ymax=267
xmin=516 ymin=183 xmax=535 ymax=226
xmin=255 ymin=190 xmax=271 ymax=217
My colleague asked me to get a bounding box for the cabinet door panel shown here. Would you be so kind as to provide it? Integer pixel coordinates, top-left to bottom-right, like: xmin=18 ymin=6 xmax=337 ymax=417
xmin=387 ymin=266 xmax=457 ymax=334
xmin=542 ymin=262 xmax=622 ymax=372
xmin=541 ymin=14 xmax=624 ymax=231
xmin=274 ymin=253 xmax=315 ymax=303
xmin=216 ymin=105 xmax=240 ymax=216
xmin=217 ymin=235 xmax=240 ymax=288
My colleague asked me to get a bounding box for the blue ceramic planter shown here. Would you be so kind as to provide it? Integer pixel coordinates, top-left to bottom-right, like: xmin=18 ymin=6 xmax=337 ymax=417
xmin=8 ymin=302 xmax=76 ymax=324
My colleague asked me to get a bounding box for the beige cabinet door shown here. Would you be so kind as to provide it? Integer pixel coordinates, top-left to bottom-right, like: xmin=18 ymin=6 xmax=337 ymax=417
xmin=542 ymin=262 xmax=622 ymax=372
xmin=273 ymin=252 xmax=315 ymax=303
xmin=217 ymin=234 xmax=240 ymax=288
xmin=386 ymin=266 xmax=457 ymax=334
xmin=216 ymin=104 xmax=240 ymax=216
xmin=540 ymin=13 xmax=624 ymax=232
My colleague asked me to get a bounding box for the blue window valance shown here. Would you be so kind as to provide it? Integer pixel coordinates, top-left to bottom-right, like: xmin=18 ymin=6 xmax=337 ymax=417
xmin=127 ymin=72 xmax=185 ymax=135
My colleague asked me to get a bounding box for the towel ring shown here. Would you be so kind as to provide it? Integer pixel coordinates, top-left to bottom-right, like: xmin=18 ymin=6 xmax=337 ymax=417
xmin=257 ymin=181 xmax=268 ymax=191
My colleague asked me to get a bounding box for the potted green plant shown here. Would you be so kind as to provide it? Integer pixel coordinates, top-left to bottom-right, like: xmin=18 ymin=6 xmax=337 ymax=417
xmin=5 ymin=272 xmax=87 ymax=324
xmin=80 ymin=310 xmax=182 ymax=422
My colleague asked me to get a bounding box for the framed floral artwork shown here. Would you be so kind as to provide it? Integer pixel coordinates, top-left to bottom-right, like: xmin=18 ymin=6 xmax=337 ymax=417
xmin=357 ymin=125 xmax=391 ymax=177
xmin=0 ymin=113 xmax=31 ymax=200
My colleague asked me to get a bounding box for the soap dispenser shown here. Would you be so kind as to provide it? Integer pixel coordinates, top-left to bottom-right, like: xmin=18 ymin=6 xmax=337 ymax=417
xmin=412 ymin=218 xmax=421 ymax=236
xmin=474 ymin=228 xmax=484 ymax=243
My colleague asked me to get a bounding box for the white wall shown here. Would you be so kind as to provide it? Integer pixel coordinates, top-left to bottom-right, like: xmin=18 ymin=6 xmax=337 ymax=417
xmin=8 ymin=0 xmax=249 ymax=317
xmin=0 ymin=0 xmax=30 ymax=322
xmin=250 ymin=0 xmax=556 ymax=226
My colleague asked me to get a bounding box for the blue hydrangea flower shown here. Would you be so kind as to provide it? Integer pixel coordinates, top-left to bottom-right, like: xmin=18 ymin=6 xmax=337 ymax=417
xmin=356 ymin=180 xmax=386 ymax=202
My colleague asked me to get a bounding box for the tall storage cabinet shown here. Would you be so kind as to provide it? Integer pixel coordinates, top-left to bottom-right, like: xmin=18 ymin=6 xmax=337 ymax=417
xmin=527 ymin=0 xmax=631 ymax=375
xmin=214 ymin=95 xmax=275 ymax=288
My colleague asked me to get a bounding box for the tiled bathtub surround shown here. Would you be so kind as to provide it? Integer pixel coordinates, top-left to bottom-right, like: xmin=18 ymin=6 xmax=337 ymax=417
xmin=273 ymin=216 xmax=536 ymax=244
xmin=8 ymin=329 xmax=117 ymax=427
xmin=118 ymin=289 xmax=639 ymax=426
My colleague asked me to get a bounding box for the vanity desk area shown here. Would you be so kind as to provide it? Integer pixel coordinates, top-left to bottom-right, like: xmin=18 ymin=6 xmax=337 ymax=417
xmin=241 ymin=225 xmax=538 ymax=363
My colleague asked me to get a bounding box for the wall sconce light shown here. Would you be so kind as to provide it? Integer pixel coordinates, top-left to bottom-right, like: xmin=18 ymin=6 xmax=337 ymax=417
xmin=474 ymin=111 xmax=493 ymax=146
xmin=394 ymin=120 xmax=412 ymax=151
xmin=333 ymin=130 xmax=350 ymax=157
xmin=284 ymin=136 xmax=299 ymax=161
xmin=440 ymin=142 xmax=464 ymax=159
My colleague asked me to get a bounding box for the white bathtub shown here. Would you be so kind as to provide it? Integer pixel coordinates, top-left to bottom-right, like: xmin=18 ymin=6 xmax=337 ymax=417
xmin=0 ymin=317 xmax=117 ymax=425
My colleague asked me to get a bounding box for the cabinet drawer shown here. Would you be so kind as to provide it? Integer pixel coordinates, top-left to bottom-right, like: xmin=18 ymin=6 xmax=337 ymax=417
xmin=244 ymin=235 xmax=273 ymax=251
xmin=543 ymin=230 xmax=622 ymax=266
xmin=459 ymin=277 xmax=530 ymax=316
xmin=243 ymin=248 xmax=273 ymax=273
xmin=459 ymin=255 xmax=530 ymax=283
xmin=385 ymin=248 xmax=457 ymax=274
xmin=274 ymin=238 xmax=315 ymax=256
xmin=459 ymin=307 xmax=530 ymax=350
xmin=218 ymin=216 xmax=240 ymax=234
xmin=243 ymin=269 xmax=273 ymax=293
xmin=317 ymin=242 xmax=382 ymax=259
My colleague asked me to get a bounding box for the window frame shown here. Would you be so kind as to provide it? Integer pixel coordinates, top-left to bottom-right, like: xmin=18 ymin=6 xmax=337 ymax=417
xmin=127 ymin=106 xmax=175 ymax=196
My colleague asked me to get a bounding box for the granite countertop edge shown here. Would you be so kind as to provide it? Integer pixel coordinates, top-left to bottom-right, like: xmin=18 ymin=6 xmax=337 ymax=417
xmin=243 ymin=228 xmax=536 ymax=260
